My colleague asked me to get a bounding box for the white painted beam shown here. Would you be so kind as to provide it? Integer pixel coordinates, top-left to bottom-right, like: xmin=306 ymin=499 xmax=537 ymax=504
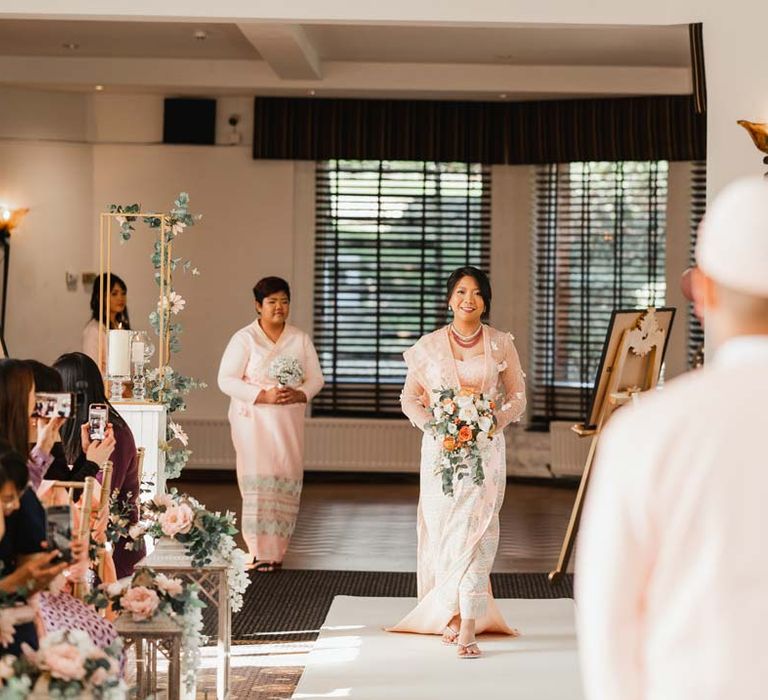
xmin=237 ymin=22 xmax=322 ymax=80
xmin=0 ymin=0 xmax=699 ymax=27
xmin=0 ymin=56 xmax=691 ymax=99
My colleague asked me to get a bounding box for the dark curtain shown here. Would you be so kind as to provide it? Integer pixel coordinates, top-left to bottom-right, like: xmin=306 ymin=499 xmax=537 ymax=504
xmin=253 ymin=95 xmax=706 ymax=164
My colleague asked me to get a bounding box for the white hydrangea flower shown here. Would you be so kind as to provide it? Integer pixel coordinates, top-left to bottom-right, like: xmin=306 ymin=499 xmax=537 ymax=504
xmin=458 ymin=405 xmax=479 ymax=423
xmin=478 ymin=415 xmax=493 ymax=433
xmin=456 ymin=394 xmax=474 ymax=409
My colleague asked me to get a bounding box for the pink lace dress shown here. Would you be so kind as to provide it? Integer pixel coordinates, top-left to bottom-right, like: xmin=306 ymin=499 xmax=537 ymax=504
xmin=389 ymin=325 xmax=526 ymax=635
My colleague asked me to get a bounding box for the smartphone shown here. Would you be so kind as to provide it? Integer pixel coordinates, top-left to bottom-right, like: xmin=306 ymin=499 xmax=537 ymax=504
xmin=88 ymin=403 xmax=108 ymax=441
xmin=45 ymin=505 xmax=73 ymax=564
xmin=32 ymin=392 xmax=76 ymax=419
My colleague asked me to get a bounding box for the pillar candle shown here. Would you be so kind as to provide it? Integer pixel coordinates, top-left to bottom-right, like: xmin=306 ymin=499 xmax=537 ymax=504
xmin=108 ymin=329 xmax=132 ymax=377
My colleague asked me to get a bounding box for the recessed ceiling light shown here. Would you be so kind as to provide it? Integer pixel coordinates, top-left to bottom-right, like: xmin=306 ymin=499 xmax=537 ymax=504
xmin=62 ymin=42 xmax=79 ymax=50
xmin=94 ymin=85 xmax=104 ymax=91
xmin=193 ymin=29 xmax=208 ymax=41
xmin=499 ymin=93 xmax=508 ymax=99
xmin=308 ymin=89 xmax=316 ymax=97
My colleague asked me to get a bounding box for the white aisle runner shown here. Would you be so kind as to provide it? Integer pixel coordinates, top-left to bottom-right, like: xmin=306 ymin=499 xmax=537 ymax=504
xmin=293 ymin=596 xmax=583 ymax=700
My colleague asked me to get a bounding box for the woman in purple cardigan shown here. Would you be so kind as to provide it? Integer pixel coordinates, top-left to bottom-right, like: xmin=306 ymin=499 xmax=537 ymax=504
xmin=54 ymin=352 xmax=145 ymax=579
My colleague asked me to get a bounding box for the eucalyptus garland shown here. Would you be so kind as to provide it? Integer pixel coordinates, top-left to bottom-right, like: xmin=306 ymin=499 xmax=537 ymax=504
xmin=108 ymin=193 xmax=206 ymax=479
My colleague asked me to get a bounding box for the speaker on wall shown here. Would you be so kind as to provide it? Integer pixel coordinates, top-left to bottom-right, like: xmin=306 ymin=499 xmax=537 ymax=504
xmin=163 ymin=98 xmax=216 ymax=145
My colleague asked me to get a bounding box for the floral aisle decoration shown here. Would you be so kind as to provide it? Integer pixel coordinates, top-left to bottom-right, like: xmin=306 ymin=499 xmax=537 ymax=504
xmin=0 ymin=629 xmax=125 ymax=699
xmin=268 ymin=356 xmax=304 ymax=388
xmin=426 ymin=387 xmax=498 ymax=497
xmin=128 ymin=490 xmax=250 ymax=613
xmin=87 ymin=567 xmax=204 ymax=691
xmin=108 ymin=192 xmax=206 ymax=479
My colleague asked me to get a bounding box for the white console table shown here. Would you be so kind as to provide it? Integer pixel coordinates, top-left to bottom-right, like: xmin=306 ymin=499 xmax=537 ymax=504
xmin=114 ymin=401 xmax=167 ymax=499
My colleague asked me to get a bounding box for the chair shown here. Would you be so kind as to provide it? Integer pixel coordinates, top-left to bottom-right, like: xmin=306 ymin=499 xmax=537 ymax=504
xmin=136 ymin=447 xmax=145 ymax=505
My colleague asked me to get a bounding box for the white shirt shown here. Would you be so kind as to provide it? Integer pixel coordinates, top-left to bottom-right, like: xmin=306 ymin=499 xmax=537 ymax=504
xmin=576 ymin=335 xmax=768 ymax=700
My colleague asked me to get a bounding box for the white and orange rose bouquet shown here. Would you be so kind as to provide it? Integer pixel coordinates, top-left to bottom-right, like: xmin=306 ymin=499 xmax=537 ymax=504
xmin=426 ymin=387 xmax=497 ymax=497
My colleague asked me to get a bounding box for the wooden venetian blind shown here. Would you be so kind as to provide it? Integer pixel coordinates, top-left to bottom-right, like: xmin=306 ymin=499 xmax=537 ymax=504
xmin=687 ymin=161 xmax=707 ymax=367
xmin=530 ymin=161 xmax=669 ymax=428
xmin=313 ymin=160 xmax=491 ymax=417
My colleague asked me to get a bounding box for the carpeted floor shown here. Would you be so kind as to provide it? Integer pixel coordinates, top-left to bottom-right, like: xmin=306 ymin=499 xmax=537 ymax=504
xmin=201 ymin=570 xmax=574 ymax=643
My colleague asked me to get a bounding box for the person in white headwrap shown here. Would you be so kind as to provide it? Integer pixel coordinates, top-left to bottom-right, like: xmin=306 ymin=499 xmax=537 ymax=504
xmin=576 ymin=177 xmax=768 ymax=700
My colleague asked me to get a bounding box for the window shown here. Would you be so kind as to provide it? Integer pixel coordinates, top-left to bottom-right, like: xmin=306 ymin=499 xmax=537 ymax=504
xmin=530 ymin=161 xmax=669 ymax=428
xmin=687 ymin=161 xmax=707 ymax=367
xmin=313 ymin=160 xmax=491 ymax=417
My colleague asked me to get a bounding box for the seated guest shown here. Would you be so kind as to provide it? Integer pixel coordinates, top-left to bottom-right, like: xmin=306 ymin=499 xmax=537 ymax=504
xmin=0 ymin=443 xmax=121 ymax=661
xmin=0 ymin=443 xmax=69 ymax=655
xmin=0 ymin=359 xmax=64 ymax=487
xmin=54 ymin=352 xmax=144 ymax=579
xmin=24 ymin=360 xmax=115 ymax=484
xmin=577 ymin=178 xmax=768 ymax=699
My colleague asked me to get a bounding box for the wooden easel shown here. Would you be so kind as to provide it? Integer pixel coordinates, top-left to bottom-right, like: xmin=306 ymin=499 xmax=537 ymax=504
xmin=548 ymin=307 xmax=670 ymax=584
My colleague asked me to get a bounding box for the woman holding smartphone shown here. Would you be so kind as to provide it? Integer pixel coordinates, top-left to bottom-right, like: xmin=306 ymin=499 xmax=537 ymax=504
xmin=54 ymin=352 xmax=144 ymax=579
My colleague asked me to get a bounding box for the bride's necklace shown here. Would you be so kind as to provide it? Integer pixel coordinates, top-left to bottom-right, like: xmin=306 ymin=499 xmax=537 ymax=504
xmin=450 ymin=323 xmax=483 ymax=348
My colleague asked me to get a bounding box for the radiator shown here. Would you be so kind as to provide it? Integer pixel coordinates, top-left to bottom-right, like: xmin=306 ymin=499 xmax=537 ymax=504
xmin=549 ymin=421 xmax=592 ymax=478
xmin=181 ymin=417 xmax=422 ymax=473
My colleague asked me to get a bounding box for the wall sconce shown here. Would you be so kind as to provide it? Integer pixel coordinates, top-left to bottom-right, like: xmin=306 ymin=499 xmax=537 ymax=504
xmin=737 ymin=120 xmax=768 ymax=177
xmin=0 ymin=206 xmax=29 ymax=239
xmin=0 ymin=206 xmax=28 ymax=355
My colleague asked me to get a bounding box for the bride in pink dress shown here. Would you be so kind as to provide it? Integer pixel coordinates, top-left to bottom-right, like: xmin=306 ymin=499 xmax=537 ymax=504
xmin=389 ymin=266 xmax=526 ymax=658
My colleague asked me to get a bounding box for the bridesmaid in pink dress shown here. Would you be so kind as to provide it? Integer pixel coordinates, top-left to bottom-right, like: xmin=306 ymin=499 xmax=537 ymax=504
xmin=218 ymin=277 xmax=324 ymax=572
xmin=389 ymin=267 xmax=527 ymax=658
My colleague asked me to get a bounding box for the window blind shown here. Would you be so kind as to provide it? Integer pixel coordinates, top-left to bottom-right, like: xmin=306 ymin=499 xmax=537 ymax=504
xmin=530 ymin=161 xmax=669 ymax=428
xmin=313 ymin=160 xmax=491 ymax=417
xmin=687 ymin=161 xmax=707 ymax=367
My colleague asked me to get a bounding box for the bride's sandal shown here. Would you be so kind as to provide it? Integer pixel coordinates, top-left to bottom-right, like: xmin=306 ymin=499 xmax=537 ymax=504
xmin=457 ymin=642 xmax=482 ymax=659
xmin=441 ymin=625 xmax=459 ymax=646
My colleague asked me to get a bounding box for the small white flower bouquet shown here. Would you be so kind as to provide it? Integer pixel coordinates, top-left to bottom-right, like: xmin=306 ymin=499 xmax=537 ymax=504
xmin=425 ymin=387 xmax=497 ymax=497
xmin=268 ymin=355 xmax=304 ymax=388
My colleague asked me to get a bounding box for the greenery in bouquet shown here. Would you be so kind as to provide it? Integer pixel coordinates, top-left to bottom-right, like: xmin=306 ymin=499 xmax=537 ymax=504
xmin=86 ymin=567 xmax=204 ymax=691
xmin=426 ymin=387 xmax=497 ymax=497
xmin=127 ymin=490 xmax=250 ymax=613
xmin=105 ymin=489 xmax=136 ymax=547
xmin=0 ymin=630 xmax=125 ymax=699
xmin=109 ymin=192 xmax=206 ymax=480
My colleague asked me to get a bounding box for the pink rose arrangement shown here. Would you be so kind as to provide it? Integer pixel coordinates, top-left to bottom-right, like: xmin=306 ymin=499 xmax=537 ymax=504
xmin=0 ymin=629 xmax=124 ymax=697
xmin=120 ymin=585 xmax=160 ymax=621
xmin=158 ymin=502 xmax=195 ymax=537
xmin=127 ymin=489 xmax=250 ymax=616
xmin=86 ymin=566 xmax=205 ymax=692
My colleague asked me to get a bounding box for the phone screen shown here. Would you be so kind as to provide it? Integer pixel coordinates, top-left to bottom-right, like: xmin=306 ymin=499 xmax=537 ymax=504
xmin=45 ymin=505 xmax=73 ymax=564
xmin=33 ymin=392 xmax=75 ymax=419
xmin=88 ymin=403 xmax=108 ymax=441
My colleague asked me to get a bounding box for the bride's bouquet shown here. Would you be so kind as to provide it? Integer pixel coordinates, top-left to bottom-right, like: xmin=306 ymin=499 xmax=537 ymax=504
xmin=426 ymin=387 xmax=497 ymax=497
xmin=268 ymin=355 xmax=304 ymax=388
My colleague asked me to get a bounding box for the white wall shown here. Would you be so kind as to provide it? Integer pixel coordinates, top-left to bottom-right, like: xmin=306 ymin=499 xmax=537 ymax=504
xmin=91 ymin=145 xmax=302 ymax=420
xmin=5 ymin=2 xmax=766 ymax=199
xmin=0 ymin=139 xmax=93 ymax=362
xmin=1 ymin=88 xmax=696 ymax=421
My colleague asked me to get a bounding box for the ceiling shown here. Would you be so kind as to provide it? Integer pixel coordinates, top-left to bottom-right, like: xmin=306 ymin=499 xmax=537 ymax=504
xmin=304 ymin=24 xmax=690 ymax=67
xmin=0 ymin=19 xmax=692 ymax=100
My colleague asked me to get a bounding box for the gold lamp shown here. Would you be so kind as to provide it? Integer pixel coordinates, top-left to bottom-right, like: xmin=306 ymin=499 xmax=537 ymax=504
xmin=737 ymin=120 xmax=768 ymax=176
xmin=0 ymin=206 xmax=29 ymax=238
